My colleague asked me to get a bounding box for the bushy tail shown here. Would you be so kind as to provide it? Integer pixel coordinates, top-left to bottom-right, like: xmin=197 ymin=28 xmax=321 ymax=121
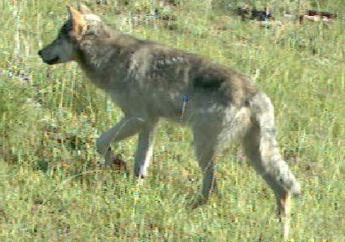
xmin=250 ymin=92 xmax=301 ymax=196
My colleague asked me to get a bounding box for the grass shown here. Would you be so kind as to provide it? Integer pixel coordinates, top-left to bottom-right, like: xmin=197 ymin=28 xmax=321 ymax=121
xmin=0 ymin=0 xmax=344 ymax=241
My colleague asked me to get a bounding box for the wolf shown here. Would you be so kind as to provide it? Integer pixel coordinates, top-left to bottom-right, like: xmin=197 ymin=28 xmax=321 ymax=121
xmin=38 ymin=5 xmax=301 ymax=239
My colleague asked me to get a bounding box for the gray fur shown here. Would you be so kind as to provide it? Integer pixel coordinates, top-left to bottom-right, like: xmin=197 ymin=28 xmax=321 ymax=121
xmin=38 ymin=5 xmax=301 ymax=239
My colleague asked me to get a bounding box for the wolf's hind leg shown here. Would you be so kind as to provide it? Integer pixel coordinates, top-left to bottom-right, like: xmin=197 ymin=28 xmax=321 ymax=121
xmin=192 ymin=125 xmax=219 ymax=207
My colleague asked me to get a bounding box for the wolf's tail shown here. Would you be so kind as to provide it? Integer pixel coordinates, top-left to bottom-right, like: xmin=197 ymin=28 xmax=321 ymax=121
xmin=249 ymin=92 xmax=301 ymax=196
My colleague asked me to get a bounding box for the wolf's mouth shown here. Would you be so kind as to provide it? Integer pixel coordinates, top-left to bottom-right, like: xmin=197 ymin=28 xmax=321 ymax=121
xmin=45 ymin=57 xmax=60 ymax=65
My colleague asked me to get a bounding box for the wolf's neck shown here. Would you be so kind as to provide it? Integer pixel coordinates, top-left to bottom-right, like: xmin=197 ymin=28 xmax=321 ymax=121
xmin=76 ymin=33 xmax=136 ymax=89
xmin=78 ymin=37 xmax=116 ymax=74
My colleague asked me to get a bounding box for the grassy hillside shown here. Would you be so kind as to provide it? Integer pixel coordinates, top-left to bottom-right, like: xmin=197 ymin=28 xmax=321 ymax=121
xmin=0 ymin=0 xmax=344 ymax=241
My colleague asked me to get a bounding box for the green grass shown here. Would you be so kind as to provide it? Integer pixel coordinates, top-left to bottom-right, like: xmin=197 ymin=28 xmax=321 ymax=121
xmin=0 ymin=0 xmax=344 ymax=241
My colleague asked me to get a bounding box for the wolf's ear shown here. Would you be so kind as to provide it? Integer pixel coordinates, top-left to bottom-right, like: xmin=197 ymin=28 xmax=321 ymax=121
xmin=78 ymin=4 xmax=93 ymax=14
xmin=67 ymin=6 xmax=87 ymax=40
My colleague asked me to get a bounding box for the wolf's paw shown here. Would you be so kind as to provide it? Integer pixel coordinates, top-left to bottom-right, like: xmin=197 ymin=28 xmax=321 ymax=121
xmin=112 ymin=154 xmax=128 ymax=169
xmin=103 ymin=152 xmax=128 ymax=174
xmin=188 ymin=195 xmax=208 ymax=209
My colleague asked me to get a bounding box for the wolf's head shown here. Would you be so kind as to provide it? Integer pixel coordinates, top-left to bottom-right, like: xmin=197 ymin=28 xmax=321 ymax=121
xmin=38 ymin=4 xmax=104 ymax=65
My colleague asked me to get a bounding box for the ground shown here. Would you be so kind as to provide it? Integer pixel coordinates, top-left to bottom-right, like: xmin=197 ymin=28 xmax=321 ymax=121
xmin=0 ymin=0 xmax=344 ymax=241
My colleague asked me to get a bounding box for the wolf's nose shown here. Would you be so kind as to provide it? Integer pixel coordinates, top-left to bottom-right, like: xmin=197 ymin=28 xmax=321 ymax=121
xmin=38 ymin=50 xmax=42 ymax=56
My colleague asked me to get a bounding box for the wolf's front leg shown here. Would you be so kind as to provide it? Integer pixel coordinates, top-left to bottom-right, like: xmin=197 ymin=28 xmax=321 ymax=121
xmin=134 ymin=122 xmax=158 ymax=178
xmin=96 ymin=116 xmax=145 ymax=167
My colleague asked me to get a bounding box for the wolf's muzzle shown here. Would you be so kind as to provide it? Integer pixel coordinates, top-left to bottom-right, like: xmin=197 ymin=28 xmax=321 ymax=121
xmin=38 ymin=50 xmax=60 ymax=65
